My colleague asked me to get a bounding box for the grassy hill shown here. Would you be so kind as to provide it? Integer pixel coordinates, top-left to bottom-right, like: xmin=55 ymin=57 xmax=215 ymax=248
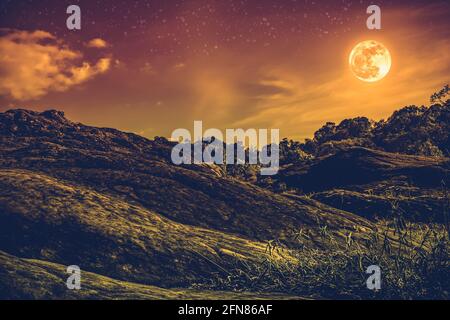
xmin=0 ymin=108 xmax=448 ymax=299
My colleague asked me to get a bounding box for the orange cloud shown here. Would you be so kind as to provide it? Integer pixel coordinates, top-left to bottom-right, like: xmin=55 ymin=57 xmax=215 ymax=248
xmin=0 ymin=29 xmax=111 ymax=101
xmin=86 ymin=38 xmax=108 ymax=48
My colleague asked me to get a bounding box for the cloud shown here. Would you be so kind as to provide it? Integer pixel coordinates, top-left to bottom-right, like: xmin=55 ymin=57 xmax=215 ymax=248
xmin=86 ymin=38 xmax=108 ymax=48
xmin=242 ymin=79 xmax=294 ymax=100
xmin=0 ymin=29 xmax=111 ymax=100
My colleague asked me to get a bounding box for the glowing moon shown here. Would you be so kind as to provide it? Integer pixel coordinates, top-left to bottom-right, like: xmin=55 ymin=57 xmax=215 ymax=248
xmin=349 ymin=40 xmax=391 ymax=82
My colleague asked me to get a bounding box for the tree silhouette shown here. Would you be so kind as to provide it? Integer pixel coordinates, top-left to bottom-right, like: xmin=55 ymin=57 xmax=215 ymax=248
xmin=430 ymin=84 xmax=449 ymax=105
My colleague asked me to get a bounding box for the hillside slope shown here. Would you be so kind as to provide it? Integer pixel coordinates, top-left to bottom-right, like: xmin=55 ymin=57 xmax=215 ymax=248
xmin=0 ymin=169 xmax=303 ymax=288
xmin=0 ymin=108 xmax=447 ymax=299
xmin=0 ymin=109 xmax=374 ymax=247
xmin=277 ymin=148 xmax=449 ymax=221
xmin=0 ymin=250 xmax=302 ymax=300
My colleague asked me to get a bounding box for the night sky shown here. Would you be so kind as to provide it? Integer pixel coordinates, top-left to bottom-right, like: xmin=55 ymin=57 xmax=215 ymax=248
xmin=0 ymin=0 xmax=449 ymax=140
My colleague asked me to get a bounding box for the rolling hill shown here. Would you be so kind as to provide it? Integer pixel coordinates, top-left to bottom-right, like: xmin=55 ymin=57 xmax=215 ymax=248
xmin=0 ymin=107 xmax=448 ymax=299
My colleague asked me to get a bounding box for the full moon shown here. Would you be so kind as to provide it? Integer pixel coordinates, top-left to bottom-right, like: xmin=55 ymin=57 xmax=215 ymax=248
xmin=349 ymin=40 xmax=392 ymax=82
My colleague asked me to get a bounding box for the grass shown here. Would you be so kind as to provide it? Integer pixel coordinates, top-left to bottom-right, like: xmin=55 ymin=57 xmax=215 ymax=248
xmin=0 ymin=250 xmax=303 ymax=300
xmin=193 ymin=219 xmax=449 ymax=299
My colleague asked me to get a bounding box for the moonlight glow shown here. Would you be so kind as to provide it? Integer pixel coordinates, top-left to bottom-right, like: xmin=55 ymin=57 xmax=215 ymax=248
xmin=349 ymin=40 xmax=392 ymax=82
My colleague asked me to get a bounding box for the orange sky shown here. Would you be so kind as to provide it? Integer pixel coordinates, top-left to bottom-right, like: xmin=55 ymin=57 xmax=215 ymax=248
xmin=0 ymin=0 xmax=449 ymax=141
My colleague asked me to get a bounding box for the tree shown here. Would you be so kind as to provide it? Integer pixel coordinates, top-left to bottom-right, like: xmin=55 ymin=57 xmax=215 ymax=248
xmin=430 ymin=84 xmax=449 ymax=105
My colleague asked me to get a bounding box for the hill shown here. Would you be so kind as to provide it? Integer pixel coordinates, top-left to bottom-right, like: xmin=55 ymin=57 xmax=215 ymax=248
xmin=0 ymin=106 xmax=448 ymax=299
xmin=0 ymin=109 xmax=377 ymax=299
